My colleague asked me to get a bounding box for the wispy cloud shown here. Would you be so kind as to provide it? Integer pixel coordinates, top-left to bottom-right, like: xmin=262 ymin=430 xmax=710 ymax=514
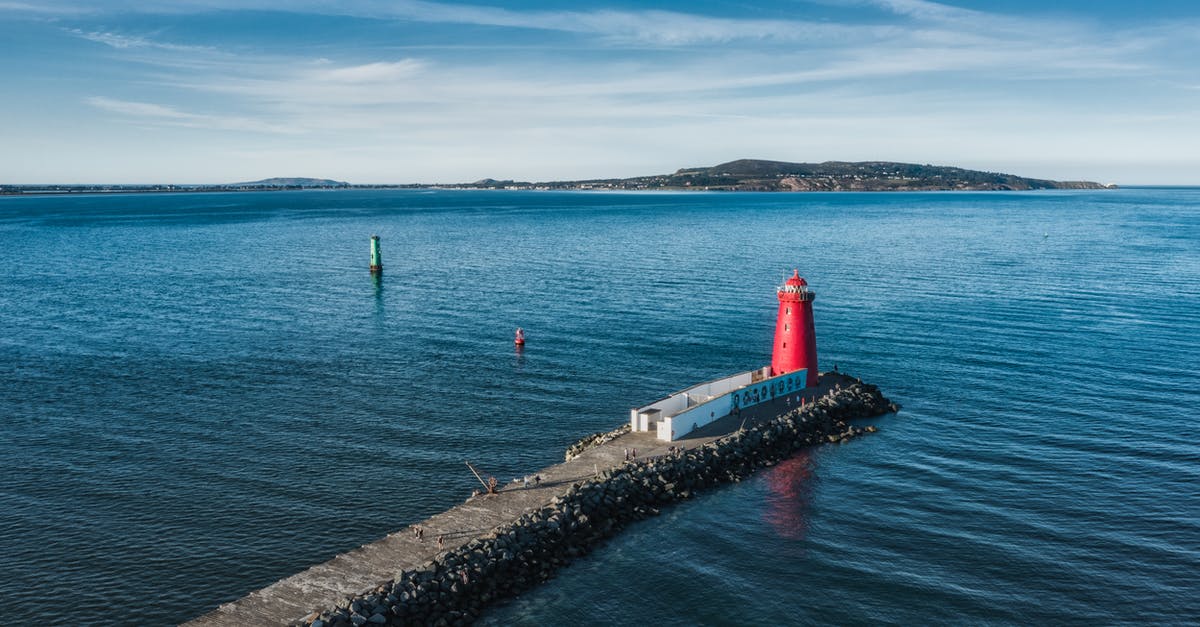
xmin=66 ymin=28 xmax=213 ymax=52
xmin=856 ymin=0 xmax=980 ymax=21
xmin=86 ymin=96 xmax=297 ymax=133
xmin=29 ymin=0 xmax=1200 ymax=56
xmin=314 ymin=60 xmax=425 ymax=83
xmin=87 ymin=96 xmax=192 ymax=118
xmin=67 ymin=0 xmax=1188 ymax=132
xmin=36 ymin=0 xmax=878 ymax=46
xmin=371 ymin=2 xmax=866 ymax=45
xmin=0 ymin=1 xmax=90 ymax=14
xmin=6 ymin=1 xmax=1198 ymax=182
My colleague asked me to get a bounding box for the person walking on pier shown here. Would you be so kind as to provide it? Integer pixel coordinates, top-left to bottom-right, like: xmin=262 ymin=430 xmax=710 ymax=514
xmin=437 ymin=535 xmax=444 ymax=549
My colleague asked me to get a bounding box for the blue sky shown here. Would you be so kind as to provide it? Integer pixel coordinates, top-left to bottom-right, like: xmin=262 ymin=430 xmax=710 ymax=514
xmin=1 ymin=0 xmax=1197 ymax=184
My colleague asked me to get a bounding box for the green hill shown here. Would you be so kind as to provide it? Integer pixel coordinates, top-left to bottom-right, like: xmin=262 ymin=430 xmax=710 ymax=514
xmin=231 ymin=177 xmax=349 ymax=188
xmin=510 ymin=159 xmax=1112 ymax=191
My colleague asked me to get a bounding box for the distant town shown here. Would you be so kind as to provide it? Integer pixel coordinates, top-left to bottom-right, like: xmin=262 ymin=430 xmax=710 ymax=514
xmin=1 ymin=160 xmax=1113 ymax=195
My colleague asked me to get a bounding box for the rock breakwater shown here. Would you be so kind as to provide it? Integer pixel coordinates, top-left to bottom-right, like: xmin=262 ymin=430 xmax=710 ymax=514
xmin=564 ymin=424 xmax=630 ymax=461
xmin=299 ymin=380 xmax=897 ymax=627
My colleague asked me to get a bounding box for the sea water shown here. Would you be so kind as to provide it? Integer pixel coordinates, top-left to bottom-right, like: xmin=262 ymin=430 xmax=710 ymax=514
xmin=1 ymin=188 xmax=1197 ymax=625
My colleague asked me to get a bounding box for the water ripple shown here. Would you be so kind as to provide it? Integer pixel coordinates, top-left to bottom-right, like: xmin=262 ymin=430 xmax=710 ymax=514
xmin=1 ymin=189 xmax=1198 ymax=625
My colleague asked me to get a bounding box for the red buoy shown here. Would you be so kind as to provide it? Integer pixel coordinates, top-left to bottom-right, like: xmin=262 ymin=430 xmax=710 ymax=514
xmin=770 ymin=270 xmax=818 ymax=387
xmin=514 ymin=327 xmax=526 ymax=346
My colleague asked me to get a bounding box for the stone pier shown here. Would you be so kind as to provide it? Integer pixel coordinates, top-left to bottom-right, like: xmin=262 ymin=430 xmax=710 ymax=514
xmin=185 ymin=373 xmax=896 ymax=627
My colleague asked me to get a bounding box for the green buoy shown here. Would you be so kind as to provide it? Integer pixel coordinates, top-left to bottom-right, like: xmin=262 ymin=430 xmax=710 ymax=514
xmin=369 ymin=235 xmax=383 ymax=273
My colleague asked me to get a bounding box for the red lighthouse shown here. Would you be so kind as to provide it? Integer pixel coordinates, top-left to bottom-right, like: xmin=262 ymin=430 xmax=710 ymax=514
xmin=771 ymin=270 xmax=818 ymax=387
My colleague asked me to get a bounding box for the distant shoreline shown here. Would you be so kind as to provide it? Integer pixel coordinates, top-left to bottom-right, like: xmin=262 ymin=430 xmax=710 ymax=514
xmin=0 ymin=184 xmax=417 ymax=197
xmin=2 ymin=159 xmax=1124 ymax=195
xmin=0 ymin=184 xmax=1128 ymax=198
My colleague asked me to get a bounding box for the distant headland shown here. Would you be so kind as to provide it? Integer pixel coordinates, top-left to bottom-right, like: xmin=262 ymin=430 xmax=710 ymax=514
xmin=230 ymin=177 xmax=350 ymax=188
xmin=0 ymin=177 xmax=352 ymax=195
xmin=463 ymin=159 xmax=1114 ymax=191
xmin=0 ymin=160 xmax=1114 ymax=195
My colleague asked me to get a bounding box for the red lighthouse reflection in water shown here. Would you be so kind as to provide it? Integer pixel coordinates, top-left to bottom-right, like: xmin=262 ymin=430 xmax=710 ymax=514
xmin=763 ymin=451 xmax=820 ymax=540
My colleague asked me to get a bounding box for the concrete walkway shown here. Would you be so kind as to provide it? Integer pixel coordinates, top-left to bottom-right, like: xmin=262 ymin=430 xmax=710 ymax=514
xmin=185 ymin=375 xmax=847 ymax=626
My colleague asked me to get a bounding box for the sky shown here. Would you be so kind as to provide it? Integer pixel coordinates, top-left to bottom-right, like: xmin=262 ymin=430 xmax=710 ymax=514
xmin=1 ymin=0 xmax=1197 ymax=184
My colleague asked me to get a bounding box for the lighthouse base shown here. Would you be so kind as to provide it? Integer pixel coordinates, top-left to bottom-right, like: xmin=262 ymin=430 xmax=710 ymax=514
xmin=630 ymin=367 xmax=841 ymax=442
xmin=686 ymin=372 xmax=853 ymax=440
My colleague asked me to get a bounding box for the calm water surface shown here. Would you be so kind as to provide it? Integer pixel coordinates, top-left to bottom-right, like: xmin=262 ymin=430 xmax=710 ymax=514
xmin=1 ymin=189 xmax=1197 ymax=625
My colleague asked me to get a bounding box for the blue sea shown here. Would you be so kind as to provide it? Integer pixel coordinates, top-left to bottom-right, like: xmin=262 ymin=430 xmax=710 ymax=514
xmin=1 ymin=189 xmax=1197 ymax=625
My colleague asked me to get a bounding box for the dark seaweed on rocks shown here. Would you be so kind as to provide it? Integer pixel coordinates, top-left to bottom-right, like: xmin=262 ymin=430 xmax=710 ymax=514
xmin=298 ymin=381 xmax=898 ymax=627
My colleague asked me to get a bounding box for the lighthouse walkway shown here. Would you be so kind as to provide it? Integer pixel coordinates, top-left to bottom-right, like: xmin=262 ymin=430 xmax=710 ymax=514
xmin=185 ymin=374 xmax=850 ymax=626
